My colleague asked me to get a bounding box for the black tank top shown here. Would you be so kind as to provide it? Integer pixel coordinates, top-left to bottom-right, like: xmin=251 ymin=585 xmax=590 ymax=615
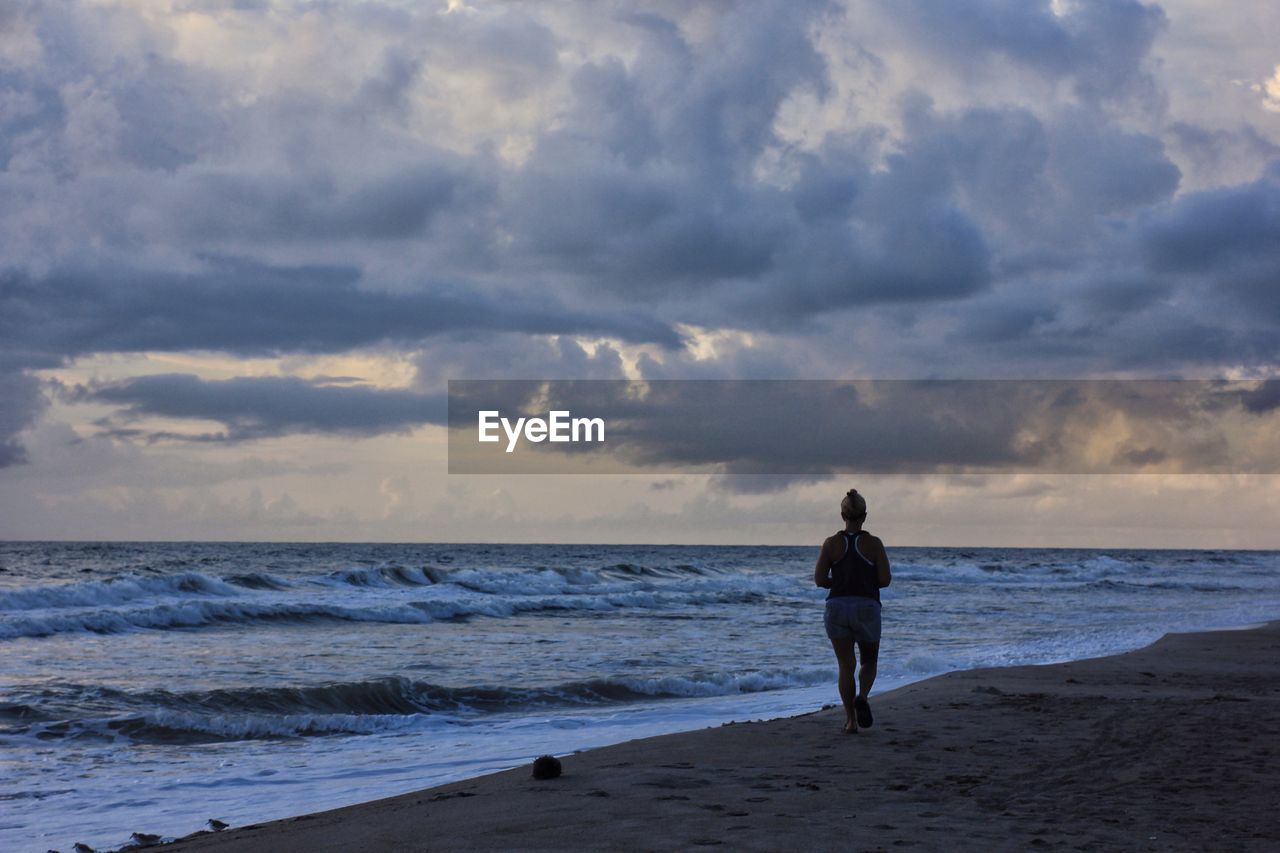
xmin=827 ymin=530 xmax=880 ymax=602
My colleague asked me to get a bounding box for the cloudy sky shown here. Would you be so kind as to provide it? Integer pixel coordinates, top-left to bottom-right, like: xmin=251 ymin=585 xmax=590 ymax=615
xmin=1 ymin=0 xmax=1278 ymax=547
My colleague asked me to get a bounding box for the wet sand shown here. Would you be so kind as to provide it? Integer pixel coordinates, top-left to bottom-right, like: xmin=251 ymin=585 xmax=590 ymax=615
xmin=161 ymin=622 xmax=1280 ymax=851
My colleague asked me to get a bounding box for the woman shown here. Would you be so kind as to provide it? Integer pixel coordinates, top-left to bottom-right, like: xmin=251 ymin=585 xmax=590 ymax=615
xmin=813 ymin=489 xmax=892 ymax=734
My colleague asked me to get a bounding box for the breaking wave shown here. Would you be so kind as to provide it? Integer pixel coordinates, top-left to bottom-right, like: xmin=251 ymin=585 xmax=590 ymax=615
xmin=0 ymin=580 xmax=799 ymax=640
xmin=8 ymin=668 xmax=832 ymax=744
xmin=0 ymin=573 xmax=241 ymax=612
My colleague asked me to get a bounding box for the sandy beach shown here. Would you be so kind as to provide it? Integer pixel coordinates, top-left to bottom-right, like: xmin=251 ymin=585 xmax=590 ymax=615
xmin=153 ymin=621 xmax=1280 ymax=852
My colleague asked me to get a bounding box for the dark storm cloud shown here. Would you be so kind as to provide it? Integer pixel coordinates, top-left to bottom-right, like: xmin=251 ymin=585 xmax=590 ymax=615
xmin=1 ymin=1 xmax=228 ymax=173
xmin=1137 ymin=165 xmax=1280 ymax=334
xmin=411 ymin=335 xmax=629 ymax=386
xmin=1168 ymin=123 xmax=1280 ymax=183
xmin=0 ymin=0 xmax=1232 ymax=338
xmin=506 ymin=166 xmax=781 ymax=292
xmin=0 ymin=259 xmax=682 ymax=363
xmin=1143 ymin=167 xmax=1280 ymax=274
xmin=1141 ymin=167 xmax=1280 ymax=313
xmin=884 ymin=98 xmax=1181 ymax=245
xmin=1050 ymin=117 xmax=1181 ymax=214
xmin=164 ymin=162 xmax=473 ymax=242
xmin=609 ymin=3 xmax=830 ymax=174
xmin=876 ymin=0 xmax=1167 ymax=103
xmin=497 ymin=3 xmax=1012 ymax=316
xmin=501 ymin=1 xmax=833 ymax=299
xmin=0 ymin=371 xmax=47 ymax=466
xmin=73 ymin=373 xmax=445 ymax=442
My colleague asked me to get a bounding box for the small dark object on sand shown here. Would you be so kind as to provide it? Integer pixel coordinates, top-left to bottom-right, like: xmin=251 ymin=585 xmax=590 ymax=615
xmin=207 ymin=819 xmax=229 ymax=831
xmin=532 ymin=754 xmax=562 ymax=779
xmin=130 ymin=832 xmax=162 ymax=847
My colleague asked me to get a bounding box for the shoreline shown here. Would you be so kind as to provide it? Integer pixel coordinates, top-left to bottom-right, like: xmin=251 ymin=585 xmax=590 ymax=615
xmin=157 ymin=620 xmax=1280 ymax=851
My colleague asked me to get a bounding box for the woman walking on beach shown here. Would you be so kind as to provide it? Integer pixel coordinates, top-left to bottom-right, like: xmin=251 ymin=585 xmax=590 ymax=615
xmin=814 ymin=489 xmax=892 ymax=734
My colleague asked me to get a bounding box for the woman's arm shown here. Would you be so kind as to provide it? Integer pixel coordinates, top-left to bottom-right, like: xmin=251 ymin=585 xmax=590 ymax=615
xmin=867 ymin=534 xmax=892 ymax=588
xmin=813 ymin=535 xmax=837 ymax=588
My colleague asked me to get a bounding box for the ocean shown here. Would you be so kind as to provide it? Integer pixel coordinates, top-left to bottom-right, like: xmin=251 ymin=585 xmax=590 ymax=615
xmin=2 ymin=541 xmax=1277 ymax=852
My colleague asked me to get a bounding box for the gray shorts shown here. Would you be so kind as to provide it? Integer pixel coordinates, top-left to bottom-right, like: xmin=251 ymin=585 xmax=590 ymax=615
xmin=824 ymin=596 xmax=882 ymax=644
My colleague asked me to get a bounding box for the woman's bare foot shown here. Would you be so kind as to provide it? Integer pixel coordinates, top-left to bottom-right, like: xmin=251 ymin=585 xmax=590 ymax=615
xmin=854 ymin=696 xmax=873 ymax=729
xmin=842 ymin=717 xmax=858 ymax=734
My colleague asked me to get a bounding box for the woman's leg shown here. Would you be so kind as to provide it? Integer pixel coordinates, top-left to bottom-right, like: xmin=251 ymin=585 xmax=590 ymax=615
xmin=856 ymin=640 xmax=879 ymax=700
xmin=830 ymin=636 xmax=859 ymax=732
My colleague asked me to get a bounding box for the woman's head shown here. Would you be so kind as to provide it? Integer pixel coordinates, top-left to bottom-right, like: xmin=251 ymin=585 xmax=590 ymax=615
xmin=840 ymin=488 xmax=867 ymax=522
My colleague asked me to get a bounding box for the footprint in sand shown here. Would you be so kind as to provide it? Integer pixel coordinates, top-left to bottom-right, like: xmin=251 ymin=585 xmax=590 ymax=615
xmin=638 ymin=774 xmax=712 ymax=789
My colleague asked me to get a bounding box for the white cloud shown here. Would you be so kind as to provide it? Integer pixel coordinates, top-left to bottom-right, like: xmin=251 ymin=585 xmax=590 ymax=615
xmin=1259 ymin=64 xmax=1280 ymax=113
